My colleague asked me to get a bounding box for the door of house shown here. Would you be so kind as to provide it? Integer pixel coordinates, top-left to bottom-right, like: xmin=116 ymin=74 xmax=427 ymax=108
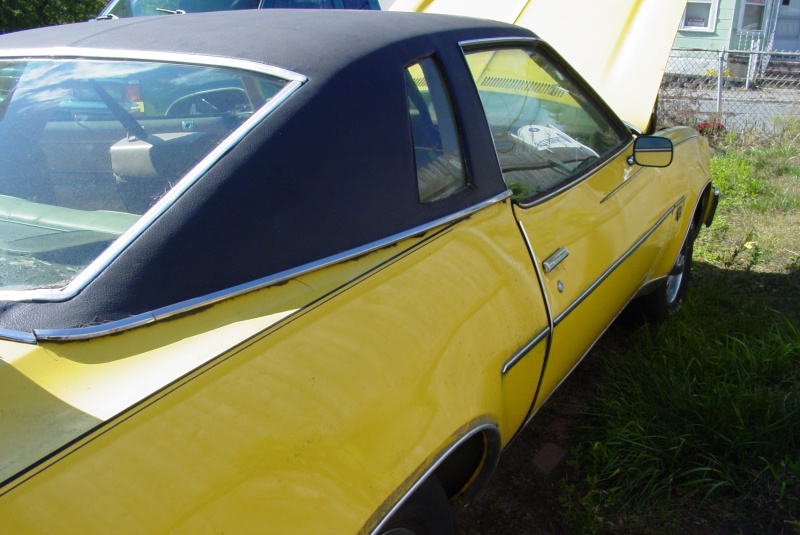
xmin=775 ymin=0 xmax=800 ymax=52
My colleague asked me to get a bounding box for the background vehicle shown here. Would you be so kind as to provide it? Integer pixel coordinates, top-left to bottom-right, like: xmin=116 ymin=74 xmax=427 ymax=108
xmin=98 ymin=0 xmax=380 ymax=18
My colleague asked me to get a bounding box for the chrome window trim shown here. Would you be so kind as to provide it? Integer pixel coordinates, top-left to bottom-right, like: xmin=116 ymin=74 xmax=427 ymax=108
xmin=459 ymin=36 xmax=540 ymax=49
xmin=0 ymin=328 xmax=36 ymax=344
xmin=552 ymin=197 xmax=685 ymax=327
xmin=514 ymin=141 xmax=633 ymax=208
xmin=0 ymin=191 xmax=513 ymax=343
xmin=501 ymin=326 xmax=550 ymax=375
xmin=0 ymin=48 xmax=307 ymax=82
xmin=0 ymin=52 xmax=306 ymax=303
xmin=624 ymin=120 xmax=643 ymax=135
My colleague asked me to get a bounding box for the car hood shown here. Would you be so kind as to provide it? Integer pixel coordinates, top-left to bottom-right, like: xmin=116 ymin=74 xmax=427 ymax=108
xmin=389 ymin=0 xmax=687 ymax=131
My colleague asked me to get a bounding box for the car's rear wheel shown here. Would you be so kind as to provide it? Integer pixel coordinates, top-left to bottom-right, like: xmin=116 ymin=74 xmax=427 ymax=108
xmin=638 ymin=220 xmax=696 ymax=322
xmin=380 ymin=477 xmax=454 ymax=535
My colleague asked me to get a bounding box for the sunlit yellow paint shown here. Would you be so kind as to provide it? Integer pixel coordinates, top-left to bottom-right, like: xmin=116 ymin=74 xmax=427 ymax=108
xmin=0 ymin=4 xmax=716 ymax=530
xmin=0 ymin=202 xmax=550 ymax=534
xmin=647 ymin=126 xmax=713 ymax=278
xmin=8 ymin=310 xmax=297 ymax=421
xmin=518 ymin=128 xmax=709 ymax=408
xmin=512 ymin=139 xmax=671 ymax=402
xmin=0 ymin=149 xmax=713 ymax=532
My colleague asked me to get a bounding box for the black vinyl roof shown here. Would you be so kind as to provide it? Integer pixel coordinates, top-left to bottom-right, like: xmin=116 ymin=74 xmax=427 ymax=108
xmin=0 ymin=10 xmax=534 ymax=334
xmin=0 ymin=9 xmax=525 ymax=77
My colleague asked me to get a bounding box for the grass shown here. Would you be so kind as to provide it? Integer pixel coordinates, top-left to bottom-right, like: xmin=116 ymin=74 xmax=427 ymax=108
xmin=559 ymin=128 xmax=800 ymax=534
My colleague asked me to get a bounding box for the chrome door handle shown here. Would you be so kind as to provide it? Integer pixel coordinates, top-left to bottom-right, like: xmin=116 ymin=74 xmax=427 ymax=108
xmin=542 ymin=247 xmax=569 ymax=273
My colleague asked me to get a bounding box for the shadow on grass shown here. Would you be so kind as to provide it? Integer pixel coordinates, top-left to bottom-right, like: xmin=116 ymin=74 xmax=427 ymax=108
xmin=689 ymin=260 xmax=800 ymax=332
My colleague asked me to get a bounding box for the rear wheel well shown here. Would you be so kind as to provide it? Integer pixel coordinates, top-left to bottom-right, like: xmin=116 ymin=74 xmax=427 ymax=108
xmin=433 ymin=427 xmax=501 ymax=503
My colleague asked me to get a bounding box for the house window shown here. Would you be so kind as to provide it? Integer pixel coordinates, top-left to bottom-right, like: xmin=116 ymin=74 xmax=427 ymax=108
xmin=680 ymin=0 xmax=719 ymax=31
xmin=740 ymin=0 xmax=767 ymax=31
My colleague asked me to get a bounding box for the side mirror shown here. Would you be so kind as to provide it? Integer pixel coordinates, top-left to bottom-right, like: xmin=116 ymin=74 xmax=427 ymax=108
xmin=631 ymin=136 xmax=673 ymax=168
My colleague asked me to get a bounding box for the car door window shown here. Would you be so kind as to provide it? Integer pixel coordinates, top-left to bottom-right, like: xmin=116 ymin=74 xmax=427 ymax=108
xmin=405 ymin=58 xmax=467 ymax=203
xmin=464 ymin=47 xmax=628 ymax=201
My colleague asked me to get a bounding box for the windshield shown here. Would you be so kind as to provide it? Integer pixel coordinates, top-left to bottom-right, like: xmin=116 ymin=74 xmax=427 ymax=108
xmin=100 ymin=0 xmax=378 ymax=18
xmin=0 ymin=58 xmax=288 ymax=292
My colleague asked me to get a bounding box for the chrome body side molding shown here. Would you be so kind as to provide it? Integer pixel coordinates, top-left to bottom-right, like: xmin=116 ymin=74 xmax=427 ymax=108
xmin=553 ymin=198 xmax=683 ymax=327
xmin=0 ymin=192 xmax=513 ymax=343
xmin=601 ymin=166 xmax=645 ymax=204
xmin=501 ymin=327 xmax=550 ymax=375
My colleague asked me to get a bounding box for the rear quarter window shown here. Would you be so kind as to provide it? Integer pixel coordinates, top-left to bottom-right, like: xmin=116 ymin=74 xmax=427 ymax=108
xmin=405 ymin=57 xmax=467 ymax=203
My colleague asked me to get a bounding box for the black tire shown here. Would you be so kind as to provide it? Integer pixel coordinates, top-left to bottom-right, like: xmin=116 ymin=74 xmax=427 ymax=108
xmin=637 ymin=220 xmax=696 ymax=323
xmin=380 ymin=477 xmax=454 ymax=535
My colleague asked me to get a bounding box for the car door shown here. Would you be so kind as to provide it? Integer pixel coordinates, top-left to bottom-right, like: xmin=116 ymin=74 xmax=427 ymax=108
xmin=405 ymin=55 xmax=550 ymax=436
xmin=463 ymin=42 xmax=677 ymax=406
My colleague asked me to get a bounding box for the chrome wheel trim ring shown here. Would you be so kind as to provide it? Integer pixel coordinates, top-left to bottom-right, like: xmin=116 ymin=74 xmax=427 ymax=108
xmin=665 ymin=252 xmax=686 ymax=304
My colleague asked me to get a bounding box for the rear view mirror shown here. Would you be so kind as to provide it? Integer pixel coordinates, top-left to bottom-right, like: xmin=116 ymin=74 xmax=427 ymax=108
xmin=632 ymin=136 xmax=673 ymax=168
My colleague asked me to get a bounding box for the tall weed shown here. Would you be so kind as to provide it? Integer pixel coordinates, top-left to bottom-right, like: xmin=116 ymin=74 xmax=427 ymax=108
xmin=563 ymin=315 xmax=800 ymax=533
xmin=579 ymin=317 xmax=798 ymax=504
xmin=711 ymin=143 xmax=800 ymax=212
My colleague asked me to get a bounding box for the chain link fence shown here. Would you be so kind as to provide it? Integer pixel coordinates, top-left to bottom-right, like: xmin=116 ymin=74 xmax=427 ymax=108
xmin=659 ymin=48 xmax=800 ymax=135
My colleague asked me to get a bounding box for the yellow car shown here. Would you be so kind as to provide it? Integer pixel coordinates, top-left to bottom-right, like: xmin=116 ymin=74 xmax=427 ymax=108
xmin=0 ymin=9 xmax=716 ymax=534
